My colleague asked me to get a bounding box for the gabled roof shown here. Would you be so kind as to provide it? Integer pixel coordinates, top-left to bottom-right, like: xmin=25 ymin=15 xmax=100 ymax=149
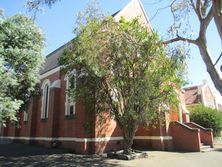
xmin=183 ymin=86 xmax=201 ymax=105
xmin=40 ymin=43 xmax=67 ymax=74
xmin=40 ymin=0 xmax=151 ymax=75
xmin=183 ymin=82 xmax=217 ymax=106
xmin=114 ymin=0 xmax=152 ymax=31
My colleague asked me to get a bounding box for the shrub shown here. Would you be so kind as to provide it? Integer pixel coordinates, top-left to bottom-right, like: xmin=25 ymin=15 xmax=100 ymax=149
xmin=189 ymin=105 xmax=222 ymax=136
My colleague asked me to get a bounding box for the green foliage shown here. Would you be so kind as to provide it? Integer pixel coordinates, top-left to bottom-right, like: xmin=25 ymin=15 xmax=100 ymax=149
xmin=0 ymin=13 xmax=45 ymax=125
xmin=189 ymin=105 xmax=222 ymax=136
xmin=0 ymin=58 xmax=23 ymax=126
xmin=60 ymin=8 xmax=185 ymax=153
xmin=26 ymin=0 xmax=60 ymax=13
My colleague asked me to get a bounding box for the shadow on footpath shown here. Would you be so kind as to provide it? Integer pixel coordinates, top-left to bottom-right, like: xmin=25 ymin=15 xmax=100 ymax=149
xmin=0 ymin=143 xmax=68 ymax=157
xmin=0 ymin=143 xmax=121 ymax=167
xmin=214 ymin=148 xmax=222 ymax=152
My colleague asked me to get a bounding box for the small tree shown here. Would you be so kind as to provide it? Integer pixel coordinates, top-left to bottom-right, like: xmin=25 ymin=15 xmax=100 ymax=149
xmin=60 ymin=12 xmax=185 ymax=154
xmin=0 ymin=13 xmax=45 ymax=125
xmin=189 ymin=105 xmax=222 ymax=136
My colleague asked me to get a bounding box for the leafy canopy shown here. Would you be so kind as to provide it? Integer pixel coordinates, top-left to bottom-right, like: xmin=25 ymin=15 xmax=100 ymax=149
xmin=60 ymin=15 xmax=185 ymax=126
xmin=0 ymin=13 xmax=45 ymax=125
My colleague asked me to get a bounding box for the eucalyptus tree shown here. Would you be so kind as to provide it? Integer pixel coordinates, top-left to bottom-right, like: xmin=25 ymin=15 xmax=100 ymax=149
xmin=0 ymin=13 xmax=45 ymax=125
xmin=161 ymin=0 xmax=222 ymax=95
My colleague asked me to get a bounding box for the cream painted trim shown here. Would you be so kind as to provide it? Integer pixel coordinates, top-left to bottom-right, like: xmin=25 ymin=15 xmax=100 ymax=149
xmin=182 ymin=105 xmax=190 ymax=114
xmin=65 ymin=70 xmax=77 ymax=116
xmin=0 ymin=136 xmax=172 ymax=142
xmin=41 ymin=79 xmax=51 ymax=119
xmin=134 ymin=136 xmax=172 ymax=140
xmin=201 ymin=85 xmax=206 ymax=105
xmin=40 ymin=66 xmax=60 ymax=80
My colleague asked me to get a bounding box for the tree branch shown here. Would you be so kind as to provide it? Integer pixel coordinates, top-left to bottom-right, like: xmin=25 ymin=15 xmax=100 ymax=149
xmin=149 ymin=0 xmax=176 ymax=22
xmin=212 ymin=0 xmax=222 ymax=41
xmin=199 ymin=6 xmax=213 ymax=39
xmin=190 ymin=0 xmax=202 ymax=21
xmin=204 ymin=6 xmax=213 ymax=28
xmin=161 ymin=34 xmax=197 ymax=45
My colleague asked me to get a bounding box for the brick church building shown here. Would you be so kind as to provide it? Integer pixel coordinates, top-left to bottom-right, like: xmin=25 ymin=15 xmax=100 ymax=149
xmin=0 ymin=0 xmax=214 ymax=154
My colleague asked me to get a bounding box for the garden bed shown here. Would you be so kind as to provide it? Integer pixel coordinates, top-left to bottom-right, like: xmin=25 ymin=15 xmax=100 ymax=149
xmin=107 ymin=150 xmax=148 ymax=160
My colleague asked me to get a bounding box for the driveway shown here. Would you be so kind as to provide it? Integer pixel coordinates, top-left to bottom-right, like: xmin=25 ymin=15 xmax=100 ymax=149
xmin=1 ymin=143 xmax=222 ymax=167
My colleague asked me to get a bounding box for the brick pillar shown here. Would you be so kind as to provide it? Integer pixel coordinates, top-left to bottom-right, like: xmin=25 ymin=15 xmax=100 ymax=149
xmin=14 ymin=113 xmax=21 ymax=138
xmin=48 ymin=88 xmax=60 ymax=138
xmin=23 ymin=97 xmax=39 ymax=144
xmin=3 ymin=124 xmax=8 ymax=136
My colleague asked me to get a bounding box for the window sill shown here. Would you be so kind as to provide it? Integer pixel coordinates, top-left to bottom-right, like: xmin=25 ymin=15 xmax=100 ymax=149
xmin=41 ymin=118 xmax=48 ymax=122
xmin=65 ymin=114 xmax=75 ymax=120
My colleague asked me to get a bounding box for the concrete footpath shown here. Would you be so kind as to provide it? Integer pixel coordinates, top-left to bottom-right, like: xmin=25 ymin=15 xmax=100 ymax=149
xmin=0 ymin=143 xmax=222 ymax=167
xmin=117 ymin=148 xmax=222 ymax=167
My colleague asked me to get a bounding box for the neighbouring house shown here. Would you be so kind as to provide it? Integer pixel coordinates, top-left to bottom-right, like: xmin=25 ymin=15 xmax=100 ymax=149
xmin=0 ymin=0 xmax=214 ymax=154
xmin=184 ymin=80 xmax=220 ymax=110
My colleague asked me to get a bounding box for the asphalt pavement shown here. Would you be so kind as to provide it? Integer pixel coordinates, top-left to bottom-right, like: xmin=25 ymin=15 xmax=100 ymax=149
xmin=1 ymin=143 xmax=222 ymax=167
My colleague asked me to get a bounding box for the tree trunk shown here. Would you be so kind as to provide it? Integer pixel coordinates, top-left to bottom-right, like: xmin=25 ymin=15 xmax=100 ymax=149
xmin=196 ymin=38 xmax=222 ymax=95
xmin=122 ymin=122 xmax=138 ymax=155
xmin=212 ymin=0 xmax=222 ymax=41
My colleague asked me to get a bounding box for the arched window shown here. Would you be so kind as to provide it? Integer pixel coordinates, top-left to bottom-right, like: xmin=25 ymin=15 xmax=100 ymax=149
xmin=23 ymin=111 xmax=28 ymax=122
xmin=41 ymin=79 xmax=50 ymax=119
xmin=65 ymin=70 xmax=76 ymax=116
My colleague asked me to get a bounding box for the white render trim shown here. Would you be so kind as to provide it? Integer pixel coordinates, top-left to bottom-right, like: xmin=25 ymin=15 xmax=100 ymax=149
xmin=23 ymin=111 xmax=28 ymax=122
xmin=182 ymin=104 xmax=190 ymax=114
xmin=134 ymin=136 xmax=173 ymax=140
xmin=40 ymin=66 xmax=60 ymax=80
xmin=50 ymin=80 xmax=61 ymax=88
xmin=41 ymin=79 xmax=51 ymax=119
xmin=65 ymin=70 xmax=77 ymax=116
xmin=0 ymin=136 xmax=172 ymax=142
xmin=200 ymin=85 xmax=206 ymax=105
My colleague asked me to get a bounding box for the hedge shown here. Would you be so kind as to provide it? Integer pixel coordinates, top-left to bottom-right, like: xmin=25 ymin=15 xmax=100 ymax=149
xmin=189 ymin=105 xmax=222 ymax=136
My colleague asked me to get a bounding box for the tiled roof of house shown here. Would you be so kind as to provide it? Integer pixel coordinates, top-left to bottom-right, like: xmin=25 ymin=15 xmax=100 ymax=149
xmin=183 ymin=86 xmax=201 ymax=105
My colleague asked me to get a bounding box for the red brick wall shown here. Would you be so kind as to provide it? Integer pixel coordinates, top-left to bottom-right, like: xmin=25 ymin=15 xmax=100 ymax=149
xmin=4 ymin=122 xmax=16 ymax=137
xmin=55 ymin=74 xmax=93 ymax=139
xmin=185 ymin=122 xmax=214 ymax=147
xmin=2 ymin=69 xmax=182 ymax=154
xmin=170 ymin=121 xmax=201 ymax=152
xmin=94 ymin=140 xmax=124 ymax=154
xmin=17 ymin=112 xmax=29 ymax=137
xmin=34 ymin=71 xmax=60 ymax=138
xmin=95 ymin=112 xmax=122 ymax=138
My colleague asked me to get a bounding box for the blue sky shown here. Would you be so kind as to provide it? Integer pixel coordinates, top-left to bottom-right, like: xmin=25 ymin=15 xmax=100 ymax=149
xmin=1 ymin=0 xmax=222 ymax=102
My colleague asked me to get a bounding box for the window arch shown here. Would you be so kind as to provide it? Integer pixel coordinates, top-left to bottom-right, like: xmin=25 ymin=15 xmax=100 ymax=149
xmin=65 ymin=70 xmax=77 ymax=116
xmin=41 ymin=79 xmax=50 ymax=119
